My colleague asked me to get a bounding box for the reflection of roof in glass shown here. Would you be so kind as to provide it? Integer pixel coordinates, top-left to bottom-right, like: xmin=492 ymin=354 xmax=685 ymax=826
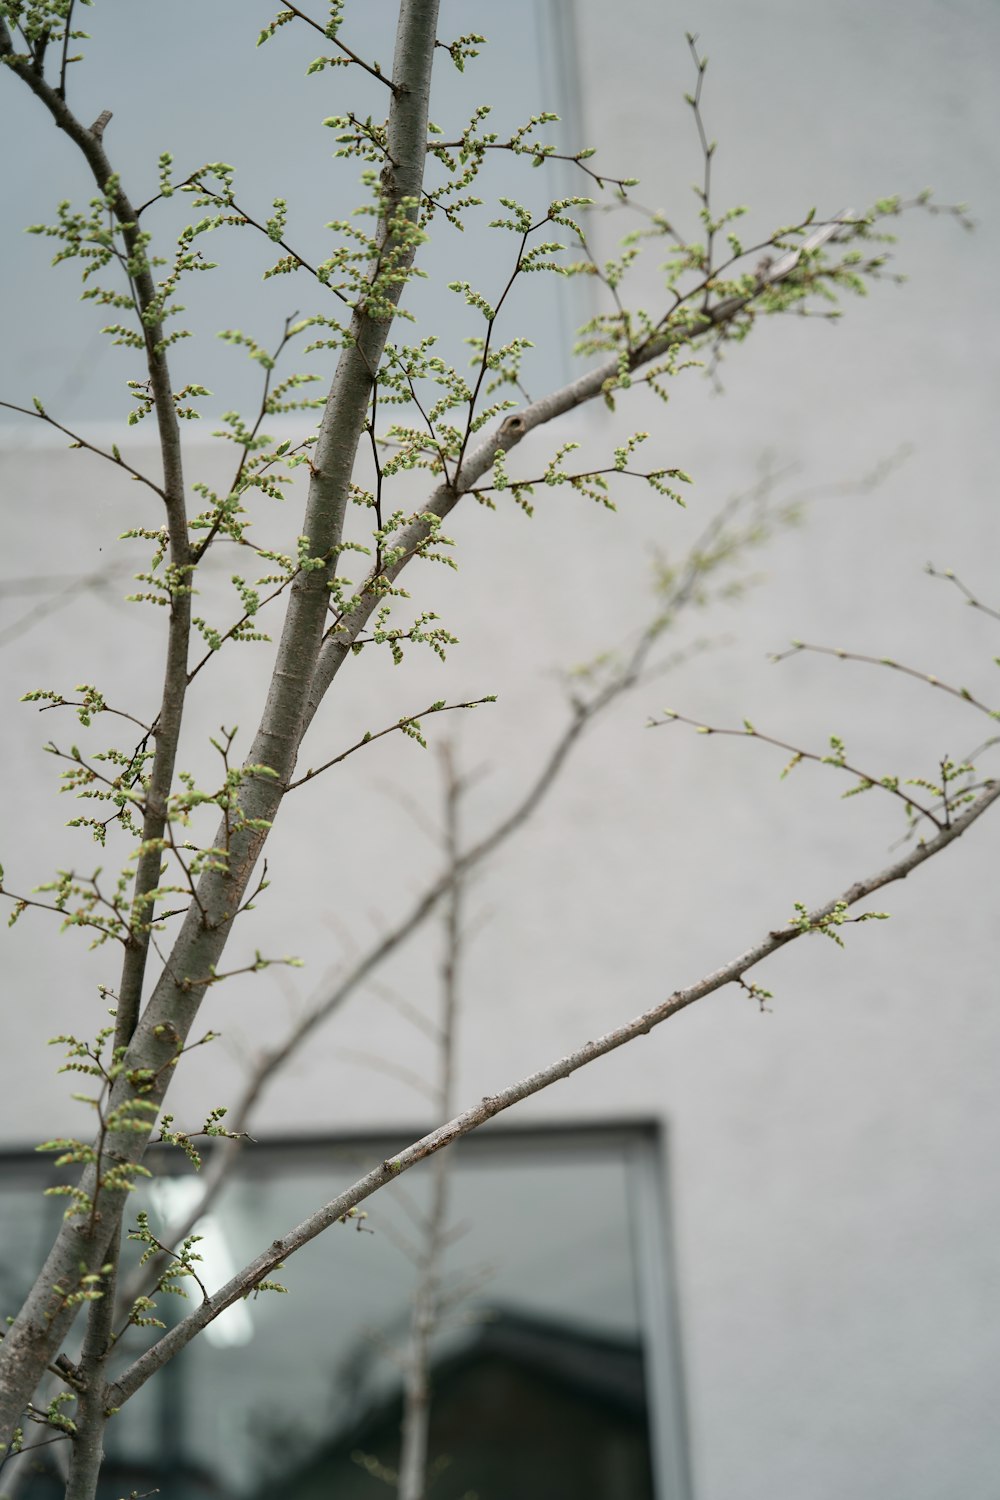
xmin=268 ymin=1307 xmax=654 ymax=1500
xmin=432 ymin=1304 xmax=648 ymax=1414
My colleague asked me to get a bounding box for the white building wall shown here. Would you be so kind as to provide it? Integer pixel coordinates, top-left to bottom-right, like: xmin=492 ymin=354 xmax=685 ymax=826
xmin=2 ymin=3 xmax=999 ymax=1497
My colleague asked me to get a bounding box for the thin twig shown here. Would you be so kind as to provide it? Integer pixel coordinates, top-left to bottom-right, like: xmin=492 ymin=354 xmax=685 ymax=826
xmin=771 ymin=640 xmax=999 ymax=720
xmin=925 ymin=565 xmax=1000 ymax=624
xmin=653 ymin=710 xmax=944 ymax=829
xmin=288 ymin=696 xmax=496 ymax=790
xmin=280 ymin=3 xmax=395 ymax=91
xmin=0 ymin=401 xmax=167 ymax=500
xmin=56 ymin=0 xmax=75 ymax=98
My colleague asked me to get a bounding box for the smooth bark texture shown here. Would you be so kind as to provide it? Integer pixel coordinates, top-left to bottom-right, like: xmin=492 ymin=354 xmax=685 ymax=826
xmin=0 ymin=0 xmax=440 ymax=1450
xmin=61 ymin=1270 xmax=113 ymax=1500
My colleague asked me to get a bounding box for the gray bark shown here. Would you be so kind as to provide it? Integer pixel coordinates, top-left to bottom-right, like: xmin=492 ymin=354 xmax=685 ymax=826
xmin=0 ymin=15 xmax=193 ymax=1478
xmin=0 ymin=0 xmax=440 ymax=1450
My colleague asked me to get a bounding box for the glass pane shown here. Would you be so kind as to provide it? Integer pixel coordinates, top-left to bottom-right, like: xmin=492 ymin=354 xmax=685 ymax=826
xmin=129 ymin=1134 xmax=653 ymax=1498
xmin=0 ymin=1129 xmax=673 ymax=1498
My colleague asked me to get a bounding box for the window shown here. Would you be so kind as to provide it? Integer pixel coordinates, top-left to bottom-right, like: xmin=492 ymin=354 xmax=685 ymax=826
xmin=0 ymin=1124 xmax=690 ymax=1499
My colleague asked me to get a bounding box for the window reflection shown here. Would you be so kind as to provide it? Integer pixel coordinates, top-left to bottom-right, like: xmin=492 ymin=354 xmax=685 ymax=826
xmin=0 ymin=1125 xmax=688 ymax=1500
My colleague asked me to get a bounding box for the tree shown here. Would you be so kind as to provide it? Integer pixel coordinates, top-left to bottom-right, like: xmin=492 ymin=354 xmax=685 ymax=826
xmin=0 ymin=3 xmax=995 ymax=1496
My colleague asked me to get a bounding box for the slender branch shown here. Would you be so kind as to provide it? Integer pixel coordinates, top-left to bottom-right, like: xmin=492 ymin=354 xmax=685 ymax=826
xmin=287 ymin=695 xmax=496 ymax=790
xmin=371 ymin=978 xmax=443 ymax=1042
xmin=131 ymin=176 xmax=354 ymax=319
xmin=453 ymin=226 xmax=531 ymax=481
xmin=0 ymin=1430 xmax=71 ymax=1499
xmin=0 ymin=1 xmax=442 ymax=1446
xmin=0 ymin=19 xmax=194 ymax=1048
xmin=367 ymin=384 xmax=387 ymax=562
xmin=301 ymin=215 xmax=850 ymax=727
xmin=109 ymin=475 xmax=853 ymax=1300
xmin=394 ymin=362 xmax=452 ymax=488
xmin=105 ymin=776 xmax=1000 ymax=1409
xmin=771 ymin=640 xmax=999 ymax=720
xmin=653 ymin=711 xmax=944 ymax=829
xmin=280 ymin=3 xmax=395 ymax=91
xmin=192 ymin=313 xmax=305 ymax=565
xmin=184 ymin=576 xmax=292 ymax=687
xmin=428 ymin=137 xmax=637 ymax=198
xmin=926 ymin=564 xmax=1000 ymax=624
xmin=685 ymin=33 xmax=716 ymax=294
xmin=0 ymin=401 xmax=166 ymax=500
xmin=438 ymin=751 xmax=464 ymax=1130
xmin=118 ymin=622 xmax=663 ymax=1283
xmin=471 ymin=462 xmax=675 ymax=495
xmin=56 ymin=0 xmax=75 ymax=99
xmin=0 ymin=897 xmax=125 ymax=939
xmin=36 ymin=698 xmax=153 ymax=733
xmin=143 ymin=481 xmax=773 ymax=1260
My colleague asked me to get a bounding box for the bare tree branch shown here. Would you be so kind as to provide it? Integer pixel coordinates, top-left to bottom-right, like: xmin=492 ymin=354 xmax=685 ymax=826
xmin=0 ymin=401 xmax=167 ymax=500
xmin=0 ymin=21 xmax=192 ymax=1047
xmin=105 ymin=775 xmax=1000 ymax=1409
xmin=116 ymin=475 xmax=815 ymax=1281
xmin=0 ymin=15 xmax=195 ymax=1470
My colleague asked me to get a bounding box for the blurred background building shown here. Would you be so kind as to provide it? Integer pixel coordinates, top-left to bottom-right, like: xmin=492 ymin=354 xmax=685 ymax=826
xmin=1 ymin=2 xmax=998 ymax=1497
